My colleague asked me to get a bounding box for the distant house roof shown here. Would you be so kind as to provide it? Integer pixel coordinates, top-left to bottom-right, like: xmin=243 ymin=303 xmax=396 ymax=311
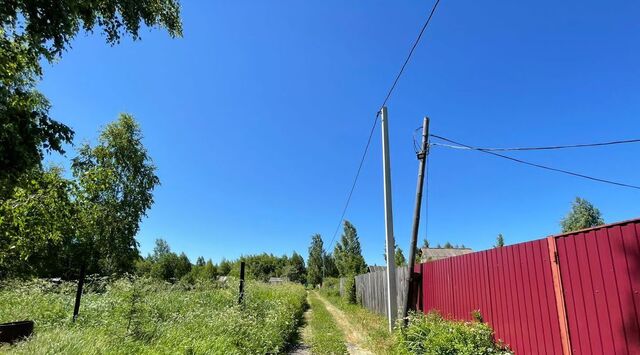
xmin=421 ymin=247 xmax=473 ymax=261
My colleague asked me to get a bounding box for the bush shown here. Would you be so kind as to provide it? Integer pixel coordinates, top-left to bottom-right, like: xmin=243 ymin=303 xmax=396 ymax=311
xmin=342 ymin=275 xmax=356 ymax=304
xmin=321 ymin=277 xmax=340 ymax=297
xmin=394 ymin=311 xmax=512 ymax=355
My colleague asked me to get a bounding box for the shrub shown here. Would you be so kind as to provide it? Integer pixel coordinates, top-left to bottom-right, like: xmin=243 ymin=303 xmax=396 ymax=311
xmin=321 ymin=277 xmax=340 ymax=297
xmin=342 ymin=275 xmax=356 ymax=304
xmin=394 ymin=311 xmax=512 ymax=355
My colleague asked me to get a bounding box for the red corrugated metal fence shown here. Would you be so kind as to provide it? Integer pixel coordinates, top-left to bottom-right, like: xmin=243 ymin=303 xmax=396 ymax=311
xmin=555 ymin=221 xmax=640 ymax=354
xmin=415 ymin=218 xmax=640 ymax=355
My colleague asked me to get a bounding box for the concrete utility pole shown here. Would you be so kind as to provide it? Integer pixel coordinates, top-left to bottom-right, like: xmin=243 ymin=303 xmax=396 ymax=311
xmin=380 ymin=106 xmax=397 ymax=331
xmin=402 ymin=116 xmax=430 ymax=326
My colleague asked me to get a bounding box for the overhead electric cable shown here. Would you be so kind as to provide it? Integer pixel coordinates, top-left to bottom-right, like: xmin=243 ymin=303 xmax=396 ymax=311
xmin=430 ymin=134 xmax=640 ymax=190
xmin=327 ymin=0 xmax=443 ymax=250
xmin=327 ymin=119 xmax=378 ymax=249
xmin=430 ymin=138 xmax=640 ymax=151
xmin=378 ymin=0 xmax=442 ymax=111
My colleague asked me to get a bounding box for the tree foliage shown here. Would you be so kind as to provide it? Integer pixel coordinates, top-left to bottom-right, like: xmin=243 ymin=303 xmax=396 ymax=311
xmin=72 ymin=114 xmax=160 ymax=274
xmin=560 ymin=197 xmax=604 ymax=233
xmin=307 ymin=234 xmax=324 ymax=286
xmin=0 ymin=32 xmax=73 ymax=194
xmin=285 ymin=252 xmax=307 ymax=284
xmin=0 ymin=0 xmax=182 ymax=192
xmin=333 ymin=220 xmax=367 ymax=277
xmin=1 ymin=114 xmax=159 ymax=278
xmin=0 ymin=167 xmax=76 ymax=277
xmin=323 ymin=252 xmax=339 ymax=278
xmin=495 ymin=234 xmax=505 ymax=248
xmin=395 ymin=246 xmax=407 ymax=267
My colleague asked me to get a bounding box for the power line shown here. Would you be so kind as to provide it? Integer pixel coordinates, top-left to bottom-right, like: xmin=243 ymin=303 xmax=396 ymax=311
xmin=327 ymin=0 xmax=443 ymax=251
xmin=430 ymin=138 xmax=640 ymax=151
xmin=378 ymin=0 xmax=442 ymax=111
xmin=327 ymin=118 xmax=378 ymax=250
xmin=430 ymin=134 xmax=640 ymax=190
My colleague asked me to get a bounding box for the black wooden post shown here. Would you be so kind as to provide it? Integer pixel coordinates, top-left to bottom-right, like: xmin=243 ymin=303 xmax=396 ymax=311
xmin=72 ymin=263 xmax=86 ymax=322
xmin=238 ymin=261 xmax=245 ymax=305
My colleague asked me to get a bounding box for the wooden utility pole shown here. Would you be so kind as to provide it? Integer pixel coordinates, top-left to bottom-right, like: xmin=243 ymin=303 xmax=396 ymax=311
xmin=402 ymin=116 xmax=430 ymax=326
xmin=380 ymin=106 xmax=397 ymax=331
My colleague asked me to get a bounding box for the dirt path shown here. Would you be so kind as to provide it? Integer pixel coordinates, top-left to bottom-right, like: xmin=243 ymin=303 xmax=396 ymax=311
xmin=314 ymin=292 xmax=373 ymax=355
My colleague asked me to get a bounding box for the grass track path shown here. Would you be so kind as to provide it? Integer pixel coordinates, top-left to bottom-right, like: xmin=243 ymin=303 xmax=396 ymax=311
xmin=313 ymin=292 xmax=373 ymax=355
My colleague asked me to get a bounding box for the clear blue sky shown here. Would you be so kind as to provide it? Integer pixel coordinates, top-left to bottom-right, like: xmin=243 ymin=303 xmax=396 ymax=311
xmin=40 ymin=0 xmax=640 ymax=266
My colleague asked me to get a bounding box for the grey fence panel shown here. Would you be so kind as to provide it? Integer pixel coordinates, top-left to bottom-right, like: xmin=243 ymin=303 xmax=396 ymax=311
xmin=353 ymin=266 xmax=410 ymax=320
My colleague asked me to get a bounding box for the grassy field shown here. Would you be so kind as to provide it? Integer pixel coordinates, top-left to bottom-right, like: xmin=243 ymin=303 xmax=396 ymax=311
xmin=306 ymin=292 xmax=348 ymax=355
xmin=0 ymin=278 xmax=306 ymax=354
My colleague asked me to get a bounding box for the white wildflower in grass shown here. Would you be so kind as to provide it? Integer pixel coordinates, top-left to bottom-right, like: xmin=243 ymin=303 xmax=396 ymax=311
xmin=0 ymin=278 xmax=306 ymax=354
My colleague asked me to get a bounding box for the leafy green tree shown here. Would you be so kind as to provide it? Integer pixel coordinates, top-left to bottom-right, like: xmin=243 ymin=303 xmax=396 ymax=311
xmin=560 ymin=197 xmax=604 ymax=233
xmin=175 ymin=253 xmax=192 ymax=279
xmin=196 ymin=256 xmax=206 ymax=267
xmin=203 ymin=260 xmax=217 ymax=279
xmin=73 ymin=114 xmax=160 ymax=275
xmin=495 ymin=234 xmax=505 ymax=248
xmin=333 ymin=220 xmax=367 ymax=277
xmin=443 ymin=242 xmax=453 ymax=249
xmin=218 ymin=258 xmax=232 ymax=276
xmin=152 ymin=239 xmax=171 ymax=260
xmin=395 ymin=247 xmax=407 ymax=267
xmin=151 ymin=253 xmax=178 ymax=281
xmin=422 ymin=238 xmax=430 ymax=248
xmin=0 ymin=1 xmax=182 ymax=192
xmin=0 ymin=167 xmax=76 ymax=277
xmin=307 ymin=234 xmax=324 ymax=286
xmin=230 ymin=253 xmax=288 ymax=282
xmin=323 ymin=252 xmax=339 ymax=278
xmin=285 ymin=252 xmax=307 ymax=284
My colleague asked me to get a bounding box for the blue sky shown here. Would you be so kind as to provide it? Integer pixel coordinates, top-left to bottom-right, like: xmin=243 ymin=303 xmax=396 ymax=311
xmin=40 ymin=0 xmax=640 ymax=266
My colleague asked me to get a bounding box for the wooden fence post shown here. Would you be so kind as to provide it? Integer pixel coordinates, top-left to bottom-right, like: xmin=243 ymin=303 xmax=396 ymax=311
xmin=72 ymin=263 xmax=86 ymax=322
xmin=547 ymin=237 xmax=572 ymax=355
xmin=238 ymin=261 xmax=245 ymax=305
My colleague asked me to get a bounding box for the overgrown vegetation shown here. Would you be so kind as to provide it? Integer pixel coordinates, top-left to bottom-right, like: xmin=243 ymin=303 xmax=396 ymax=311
xmin=307 ymin=292 xmax=348 ymax=355
xmin=0 ymin=278 xmax=306 ymax=354
xmin=394 ymin=311 xmax=512 ymax=355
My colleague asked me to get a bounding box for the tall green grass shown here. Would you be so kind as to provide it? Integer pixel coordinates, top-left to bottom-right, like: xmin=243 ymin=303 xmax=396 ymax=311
xmin=0 ymin=278 xmax=306 ymax=354
xmin=394 ymin=311 xmax=513 ymax=355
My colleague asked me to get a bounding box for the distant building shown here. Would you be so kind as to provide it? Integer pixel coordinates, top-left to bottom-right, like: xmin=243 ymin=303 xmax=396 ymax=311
xmin=420 ymin=247 xmax=473 ymax=262
xmin=268 ymin=277 xmax=286 ymax=284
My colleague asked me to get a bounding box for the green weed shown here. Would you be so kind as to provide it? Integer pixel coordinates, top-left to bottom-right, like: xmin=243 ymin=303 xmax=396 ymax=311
xmin=0 ymin=277 xmax=306 ymax=354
